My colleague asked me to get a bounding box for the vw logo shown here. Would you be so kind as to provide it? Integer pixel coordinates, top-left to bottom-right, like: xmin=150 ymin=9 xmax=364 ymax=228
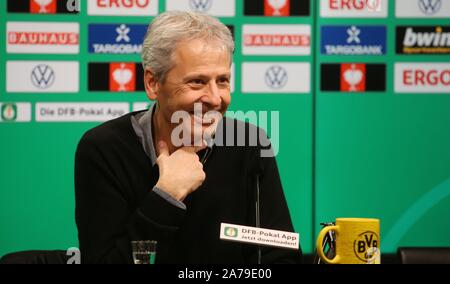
xmin=31 ymin=64 xmax=55 ymax=89
xmin=418 ymin=0 xmax=442 ymax=15
xmin=265 ymin=66 xmax=288 ymax=89
xmin=189 ymin=0 xmax=213 ymax=12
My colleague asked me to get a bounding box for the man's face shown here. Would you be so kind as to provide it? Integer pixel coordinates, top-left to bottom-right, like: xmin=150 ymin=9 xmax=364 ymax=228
xmin=156 ymin=39 xmax=232 ymax=145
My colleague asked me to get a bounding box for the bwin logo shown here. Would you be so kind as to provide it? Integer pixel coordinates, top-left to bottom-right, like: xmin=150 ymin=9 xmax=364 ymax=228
xmin=31 ymin=64 xmax=55 ymax=89
xmin=265 ymin=66 xmax=288 ymax=89
xmin=189 ymin=0 xmax=213 ymax=12
xmin=418 ymin=0 xmax=442 ymax=15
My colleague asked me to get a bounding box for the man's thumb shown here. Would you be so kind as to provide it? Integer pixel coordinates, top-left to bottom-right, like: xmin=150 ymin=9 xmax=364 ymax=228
xmin=157 ymin=140 xmax=169 ymax=157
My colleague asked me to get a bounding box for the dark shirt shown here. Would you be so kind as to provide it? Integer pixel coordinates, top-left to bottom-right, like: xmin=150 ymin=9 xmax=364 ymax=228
xmin=74 ymin=111 xmax=302 ymax=263
xmin=131 ymin=103 xmax=187 ymax=209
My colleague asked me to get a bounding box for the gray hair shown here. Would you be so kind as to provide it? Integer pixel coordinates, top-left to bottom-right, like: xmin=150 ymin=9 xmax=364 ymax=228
xmin=141 ymin=11 xmax=235 ymax=82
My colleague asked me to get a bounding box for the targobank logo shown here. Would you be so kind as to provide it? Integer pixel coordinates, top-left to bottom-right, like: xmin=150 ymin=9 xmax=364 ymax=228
xmin=89 ymin=24 xmax=147 ymax=54
xmin=321 ymin=25 xmax=386 ymax=55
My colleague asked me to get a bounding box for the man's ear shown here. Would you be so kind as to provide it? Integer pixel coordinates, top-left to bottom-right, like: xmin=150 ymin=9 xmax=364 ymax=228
xmin=144 ymin=69 xmax=159 ymax=100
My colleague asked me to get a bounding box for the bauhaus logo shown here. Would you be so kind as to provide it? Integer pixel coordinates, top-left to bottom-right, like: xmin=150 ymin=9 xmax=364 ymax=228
xmin=395 ymin=63 xmax=450 ymax=93
xmin=244 ymin=0 xmax=310 ymax=16
xmin=7 ymin=61 xmax=79 ymax=93
xmin=88 ymin=62 xmax=144 ymax=92
xmin=0 ymin=103 xmax=32 ymax=123
xmin=242 ymin=62 xmax=310 ymax=93
xmin=166 ymin=0 xmax=235 ymax=16
xmin=88 ymin=0 xmax=158 ymax=16
xmin=88 ymin=24 xmax=147 ymax=54
xmin=321 ymin=63 xmax=386 ymax=92
xmin=321 ymin=0 xmax=388 ymax=18
xmin=397 ymin=26 xmax=450 ymax=54
xmin=321 ymin=25 xmax=386 ymax=55
xmin=243 ymin=24 xmax=311 ymax=55
xmin=396 ymin=0 xmax=450 ymax=18
xmin=7 ymin=22 xmax=79 ymax=54
xmin=7 ymin=0 xmax=79 ymax=14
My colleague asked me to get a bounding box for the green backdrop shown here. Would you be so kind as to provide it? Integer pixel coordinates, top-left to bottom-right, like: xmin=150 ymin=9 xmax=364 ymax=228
xmin=1 ymin=0 xmax=449 ymax=258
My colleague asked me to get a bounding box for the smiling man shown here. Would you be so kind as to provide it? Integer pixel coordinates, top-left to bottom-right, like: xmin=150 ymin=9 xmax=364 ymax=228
xmin=75 ymin=11 xmax=301 ymax=264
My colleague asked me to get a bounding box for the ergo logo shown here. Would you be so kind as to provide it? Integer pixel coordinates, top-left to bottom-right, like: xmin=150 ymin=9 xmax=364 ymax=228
xmin=403 ymin=69 xmax=450 ymax=86
xmin=328 ymin=0 xmax=382 ymax=10
xmin=95 ymin=0 xmax=151 ymax=8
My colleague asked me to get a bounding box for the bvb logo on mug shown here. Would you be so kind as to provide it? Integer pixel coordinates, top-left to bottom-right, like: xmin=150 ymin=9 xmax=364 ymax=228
xmin=354 ymin=231 xmax=379 ymax=262
xmin=316 ymin=218 xmax=381 ymax=264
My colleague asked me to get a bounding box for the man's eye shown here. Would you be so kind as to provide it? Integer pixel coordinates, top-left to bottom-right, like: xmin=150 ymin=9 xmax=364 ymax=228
xmin=189 ymin=79 xmax=205 ymax=85
xmin=218 ymin=78 xmax=230 ymax=84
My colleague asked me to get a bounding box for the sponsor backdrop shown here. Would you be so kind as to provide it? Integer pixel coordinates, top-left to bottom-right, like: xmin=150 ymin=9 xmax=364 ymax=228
xmin=0 ymin=0 xmax=449 ymax=258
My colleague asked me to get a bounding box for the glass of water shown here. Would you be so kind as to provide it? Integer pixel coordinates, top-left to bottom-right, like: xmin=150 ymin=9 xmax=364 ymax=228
xmin=131 ymin=240 xmax=157 ymax=264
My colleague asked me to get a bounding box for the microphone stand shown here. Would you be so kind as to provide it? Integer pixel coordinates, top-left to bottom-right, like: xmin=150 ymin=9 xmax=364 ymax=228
xmin=256 ymin=174 xmax=261 ymax=264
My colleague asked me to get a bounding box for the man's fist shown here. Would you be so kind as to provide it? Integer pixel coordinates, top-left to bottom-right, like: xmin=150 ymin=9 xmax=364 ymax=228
xmin=155 ymin=141 xmax=206 ymax=201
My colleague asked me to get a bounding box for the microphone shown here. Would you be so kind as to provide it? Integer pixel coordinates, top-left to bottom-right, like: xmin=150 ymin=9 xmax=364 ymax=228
xmin=219 ymin=155 xmax=300 ymax=259
xmin=200 ymin=136 xmax=214 ymax=165
xmin=256 ymin=172 xmax=261 ymax=264
xmin=200 ymin=147 xmax=212 ymax=165
xmin=253 ymin=155 xmax=265 ymax=264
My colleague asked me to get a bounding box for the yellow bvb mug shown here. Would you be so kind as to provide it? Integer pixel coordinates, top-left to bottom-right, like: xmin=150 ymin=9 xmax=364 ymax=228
xmin=316 ymin=218 xmax=381 ymax=264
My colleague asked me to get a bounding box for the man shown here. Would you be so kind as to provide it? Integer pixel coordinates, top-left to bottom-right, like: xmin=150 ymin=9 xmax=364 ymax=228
xmin=75 ymin=11 xmax=301 ymax=264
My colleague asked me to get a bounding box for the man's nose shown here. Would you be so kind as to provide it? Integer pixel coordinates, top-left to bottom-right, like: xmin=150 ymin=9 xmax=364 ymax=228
xmin=202 ymin=82 xmax=222 ymax=108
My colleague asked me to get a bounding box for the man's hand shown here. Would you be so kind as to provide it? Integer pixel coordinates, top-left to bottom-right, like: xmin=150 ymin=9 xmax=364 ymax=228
xmin=155 ymin=141 xmax=207 ymax=201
